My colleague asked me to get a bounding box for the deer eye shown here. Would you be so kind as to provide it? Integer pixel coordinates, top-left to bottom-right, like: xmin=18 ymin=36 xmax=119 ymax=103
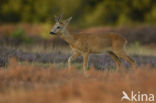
xmin=57 ymin=26 xmax=60 ymax=29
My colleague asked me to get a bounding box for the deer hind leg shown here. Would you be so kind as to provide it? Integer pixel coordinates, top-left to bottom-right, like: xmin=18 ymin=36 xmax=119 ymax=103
xmin=114 ymin=49 xmax=136 ymax=68
xmin=68 ymin=51 xmax=80 ymax=70
xmin=108 ymin=51 xmax=121 ymax=70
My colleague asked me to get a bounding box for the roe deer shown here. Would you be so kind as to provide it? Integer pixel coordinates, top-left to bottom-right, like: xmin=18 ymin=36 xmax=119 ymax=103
xmin=50 ymin=14 xmax=136 ymax=72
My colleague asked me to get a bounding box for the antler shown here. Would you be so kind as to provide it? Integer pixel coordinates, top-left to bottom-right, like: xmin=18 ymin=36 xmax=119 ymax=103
xmin=55 ymin=13 xmax=64 ymax=22
xmin=59 ymin=13 xmax=64 ymax=21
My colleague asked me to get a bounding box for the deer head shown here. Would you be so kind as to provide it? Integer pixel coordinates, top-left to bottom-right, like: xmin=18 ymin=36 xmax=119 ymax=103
xmin=50 ymin=14 xmax=72 ymax=35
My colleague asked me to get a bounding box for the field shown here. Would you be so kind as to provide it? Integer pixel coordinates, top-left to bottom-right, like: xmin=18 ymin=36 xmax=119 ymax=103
xmin=0 ymin=58 xmax=156 ymax=103
xmin=0 ymin=46 xmax=156 ymax=69
xmin=0 ymin=25 xmax=156 ymax=103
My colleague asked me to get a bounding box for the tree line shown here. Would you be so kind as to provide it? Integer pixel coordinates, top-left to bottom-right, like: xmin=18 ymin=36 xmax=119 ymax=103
xmin=0 ymin=0 xmax=156 ymax=27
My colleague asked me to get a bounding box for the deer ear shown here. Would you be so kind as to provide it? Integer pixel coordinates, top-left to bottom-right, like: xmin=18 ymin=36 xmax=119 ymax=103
xmin=55 ymin=15 xmax=58 ymax=22
xmin=65 ymin=17 xmax=72 ymax=25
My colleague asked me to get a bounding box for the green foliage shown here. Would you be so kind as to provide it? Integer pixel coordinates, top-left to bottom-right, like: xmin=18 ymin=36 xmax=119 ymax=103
xmin=11 ymin=28 xmax=33 ymax=44
xmin=145 ymin=4 xmax=156 ymax=24
xmin=129 ymin=41 xmax=141 ymax=49
xmin=0 ymin=0 xmax=156 ymax=26
xmin=127 ymin=41 xmax=156 ymax=56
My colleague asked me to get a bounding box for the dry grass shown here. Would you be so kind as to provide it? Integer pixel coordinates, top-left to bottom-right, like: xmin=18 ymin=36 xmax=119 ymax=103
xmin=0 ymin=58 xmax=156 ymax=103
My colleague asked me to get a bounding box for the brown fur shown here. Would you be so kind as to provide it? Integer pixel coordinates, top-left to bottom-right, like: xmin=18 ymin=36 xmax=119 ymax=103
xmin=50 ymin=16 xmax=136 ymax=72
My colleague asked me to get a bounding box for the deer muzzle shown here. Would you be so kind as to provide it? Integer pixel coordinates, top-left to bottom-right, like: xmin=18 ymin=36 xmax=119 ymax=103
xmin=50 ymin=32 xmax=56 ymax=35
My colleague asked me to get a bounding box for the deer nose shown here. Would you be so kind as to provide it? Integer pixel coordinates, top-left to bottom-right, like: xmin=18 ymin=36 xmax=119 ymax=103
xmin=50 ymin=32 xmax=55 ymax=35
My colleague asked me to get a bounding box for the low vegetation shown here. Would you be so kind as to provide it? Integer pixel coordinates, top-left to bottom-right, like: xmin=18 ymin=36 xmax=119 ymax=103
xmin=0 ymin=58 xmax=155 ymax=103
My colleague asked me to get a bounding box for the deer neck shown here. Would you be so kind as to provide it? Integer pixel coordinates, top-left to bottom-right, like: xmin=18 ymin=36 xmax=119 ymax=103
xmin=61 ymin=29 xmax=74 ymax=44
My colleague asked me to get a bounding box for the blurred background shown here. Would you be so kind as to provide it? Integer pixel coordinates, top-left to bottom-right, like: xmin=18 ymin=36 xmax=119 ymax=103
xmin=0 ymin=0 xmax=156 ymax=67
xmin=0 ymin=0 xmax=156 ymax=42
xmin=0 ymin=0 xmax=156 ymax=26
xmin=0 ymin=0 xmax=156 ymax=43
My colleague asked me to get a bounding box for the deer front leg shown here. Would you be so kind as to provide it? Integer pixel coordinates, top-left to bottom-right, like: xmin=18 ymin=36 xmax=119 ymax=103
xmin=68 ymin=52 xmax=80 ymax=70
xmin=82 ymin=53 xmax=89 ymax=72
